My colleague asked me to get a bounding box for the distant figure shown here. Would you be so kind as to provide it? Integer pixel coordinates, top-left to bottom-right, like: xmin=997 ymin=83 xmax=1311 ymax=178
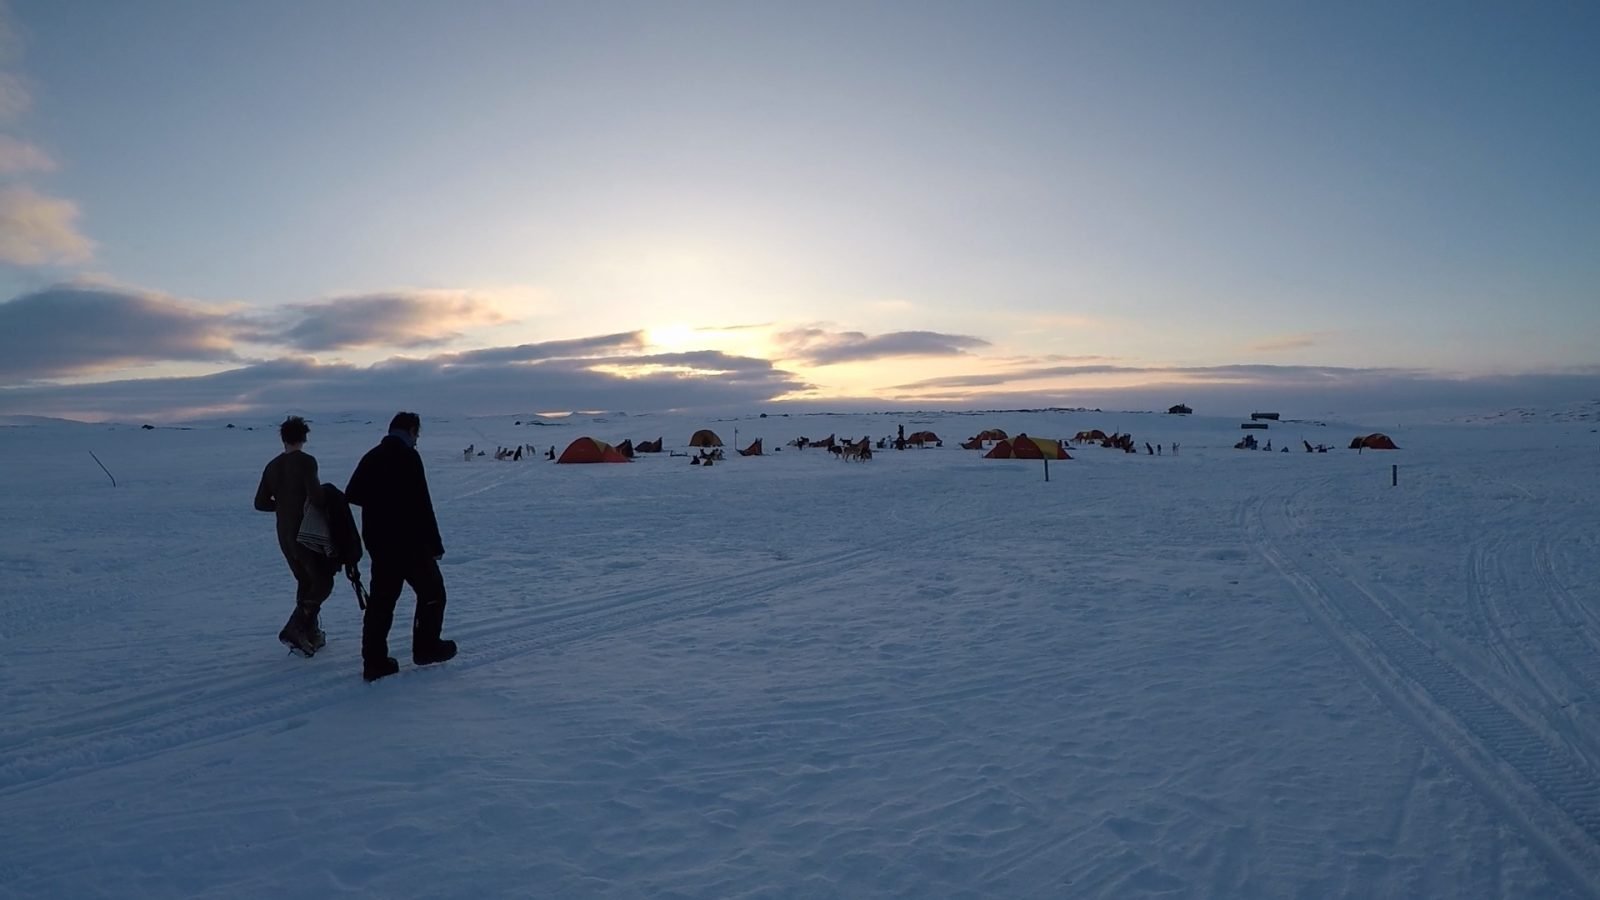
xmin=896 ymin=424 xmax=906 ymax=451
xmin=254 ymin=415 xmax=333 ymax=657
xmin=1264 ymin=440 xmax=1272 ymax=452
xmin=1157 ymin=444 xmax=1162 ymax=455
xmin=513 ymin=446 xmax=522 ymax=461
xmin=1145 ymin=442 xmax=1154 ymax=455
xmin=345 ymin=412 xmax=456 ymax=682
xmin=1172 ymin=443 xmax=1179 ymax=456
xmin=546 ymin=446 xmax=555 ymax=460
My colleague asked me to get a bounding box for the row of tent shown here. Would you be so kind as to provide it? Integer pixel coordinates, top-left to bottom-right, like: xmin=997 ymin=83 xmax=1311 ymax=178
xmin=556 ymin=431 xmax=1399 ymax=464
xmin=556 ymin=429 xmax=752 ymax=463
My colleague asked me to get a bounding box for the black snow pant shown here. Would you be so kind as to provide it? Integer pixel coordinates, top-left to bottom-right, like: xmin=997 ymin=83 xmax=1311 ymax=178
xmin=285 ymin=549 xmax=336 ymax=620
xmin=363 ymin=555 xmax=448 ymax=664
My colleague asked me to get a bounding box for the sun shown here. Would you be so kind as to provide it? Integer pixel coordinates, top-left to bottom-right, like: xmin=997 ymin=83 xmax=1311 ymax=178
xmin=645 ymin=324 xmax=698 ymax=352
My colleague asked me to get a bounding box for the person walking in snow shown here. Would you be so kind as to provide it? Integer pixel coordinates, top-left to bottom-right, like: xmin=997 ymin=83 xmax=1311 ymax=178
xmin=254 ymin=415 xmax=334 ymax=656
xmin=345 ymin=412 xmax=456 ymax=682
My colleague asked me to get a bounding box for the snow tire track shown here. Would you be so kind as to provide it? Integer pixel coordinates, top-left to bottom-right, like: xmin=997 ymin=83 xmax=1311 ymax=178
xmin=1247 ymin=487 xmax=1600 ymax=895
xmin=0 ymin=541 xmax=881 ymax=798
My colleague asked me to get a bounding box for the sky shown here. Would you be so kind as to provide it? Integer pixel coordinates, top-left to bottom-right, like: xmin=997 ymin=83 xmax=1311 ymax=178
xmin=0 ymin=0 xmax=1596 ymax=421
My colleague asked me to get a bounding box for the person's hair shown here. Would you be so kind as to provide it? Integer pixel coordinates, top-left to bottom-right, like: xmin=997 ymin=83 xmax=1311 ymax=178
xmin=389 ymin=411 xmax=421 ymax=434
xmin=279 ymin=415 xmax=310 ymax=445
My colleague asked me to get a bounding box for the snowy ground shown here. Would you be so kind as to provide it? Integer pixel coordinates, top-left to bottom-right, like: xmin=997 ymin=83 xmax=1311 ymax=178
xmin=2 ymin=408 xmax=1598 ymax=898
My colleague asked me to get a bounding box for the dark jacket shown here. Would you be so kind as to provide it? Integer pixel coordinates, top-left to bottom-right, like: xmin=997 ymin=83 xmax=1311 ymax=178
xmin=255 ymin=450 xmax=324 ymax=561
xmin=345 ymin=435 xmax=444 ymax=560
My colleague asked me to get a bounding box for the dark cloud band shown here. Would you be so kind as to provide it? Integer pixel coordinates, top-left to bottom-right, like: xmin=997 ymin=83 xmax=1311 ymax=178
xmin=777 ymin=328 xmax=990 ymax=365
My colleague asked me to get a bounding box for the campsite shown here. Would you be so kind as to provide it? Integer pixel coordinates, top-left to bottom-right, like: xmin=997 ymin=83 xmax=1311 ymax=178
xmin=4 ymin=406 xmax=1599 ymax=897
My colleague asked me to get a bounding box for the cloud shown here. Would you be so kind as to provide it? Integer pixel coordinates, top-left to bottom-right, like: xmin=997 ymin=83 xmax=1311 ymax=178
xmin=0 ymin=280 xmax=653 ymax=386
xmin=436 ymin=331 xmax=647 ymax=366
xmin=0 ymin=9 xmax=20 ymax=67
xmin=0 ymin=348 xmax=809 ymax=421
xmin=0 ymin=284 xmax=239 ymax=380
xmin=0 ymin=134 xmax=52 ymax=174
xmin=0 ymin=185 xmax=93 ymax=265
xmin=1249 ymin=332 xmax=1325 ymax=352
xmin=776 ymin=328 xmax=990 ymax=365
xmin=870 ymin=361 xmax=1600 ymax=420
xmin=252 ymin=291 xmax=509 ymax=351
xmin=883 ymin=368 xmax=1600 ymax=421
xmin=0 ymin=73 xmax=27 ymax=121
xmin=893 ymin=364 xmax=1130 ymax=390
xmin=891 ymin=362 xmax=1435 ymax=392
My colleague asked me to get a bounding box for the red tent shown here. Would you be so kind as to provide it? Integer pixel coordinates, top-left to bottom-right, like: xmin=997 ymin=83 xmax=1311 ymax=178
xmin=557 ymin=437 xmax=631 ymax=463
xmin=738 ymin=438 xmax=764 ymax=456
xmin=1351 ymin=433 xmax=1399 ymax=450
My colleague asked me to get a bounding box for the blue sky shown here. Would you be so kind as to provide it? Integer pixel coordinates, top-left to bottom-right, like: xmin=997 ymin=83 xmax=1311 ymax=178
xmin=0 ymin=0 xmax=1596 ymax=421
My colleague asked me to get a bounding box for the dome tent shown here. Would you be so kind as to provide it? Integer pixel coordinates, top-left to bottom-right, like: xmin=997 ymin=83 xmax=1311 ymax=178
xmin=557 ymin=437 xmax=631 ymax=463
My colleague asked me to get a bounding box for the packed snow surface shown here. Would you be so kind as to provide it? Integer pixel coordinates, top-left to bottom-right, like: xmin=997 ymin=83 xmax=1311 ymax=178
xmin=2 ymin=409 xmax=1598 ymax=898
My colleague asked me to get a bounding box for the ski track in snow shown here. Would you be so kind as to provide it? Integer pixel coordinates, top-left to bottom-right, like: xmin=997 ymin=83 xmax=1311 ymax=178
xmin=1248 ymin=472 xmax=1600 ymax=895
xmin=0 ymin=536 xmax=917 ymax=797
xmin=0 ymin=449 xmax=999 ymax=799
xmin=4 ymin=414 xmax=1598 ymax=896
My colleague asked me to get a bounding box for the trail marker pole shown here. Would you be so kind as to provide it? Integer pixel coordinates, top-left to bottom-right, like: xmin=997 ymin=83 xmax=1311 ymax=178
xmin=89 ymin=450 xmax=117 ymax=487
xmin=1392 ymin=464 xmax=1397 ymax=487
xmin=1044 ymin=455 xmax=1050 ymax=482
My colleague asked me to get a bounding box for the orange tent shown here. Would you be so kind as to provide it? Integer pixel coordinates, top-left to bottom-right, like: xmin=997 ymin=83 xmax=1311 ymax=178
xmin=557 ymin=437 xmax=631 ymax=463
xmin=689 ymin=429 xmax=723 ymax=447
xmin=907 ymin=430 xmax=940 ymax=444
xmin=974 ymin=428 xmax=1008 ymax=442
xmin=983 ymin=440 xmax=1012 ymax=458
xmin=1072 ymin=429 xmax=1108 ymax=443
xmin=985 ymin=434 xmax=1071 ymax=459
xmin=738 ymin=438 xmax=763 ymax=456
xmin=960 ymin=437 xmax=984 ymax=450
xmin=1350 ymin=433 xmax=1399 ymax=450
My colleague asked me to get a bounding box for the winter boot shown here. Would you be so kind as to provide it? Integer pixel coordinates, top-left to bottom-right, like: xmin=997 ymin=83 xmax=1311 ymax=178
xmin=278 ymin=609 xmax=318 ymax=657
xmin=363 ymin=656 xmax=400 ymax=682
xmin=413 ymin=639 xmax=457 ymax=667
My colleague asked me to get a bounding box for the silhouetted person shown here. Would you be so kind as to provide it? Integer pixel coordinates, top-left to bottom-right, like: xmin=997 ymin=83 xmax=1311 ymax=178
xmin=254 ymin=415 xmax=334 ymax=656
xmin=345 ymin=412 xmax=455 ymax=682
